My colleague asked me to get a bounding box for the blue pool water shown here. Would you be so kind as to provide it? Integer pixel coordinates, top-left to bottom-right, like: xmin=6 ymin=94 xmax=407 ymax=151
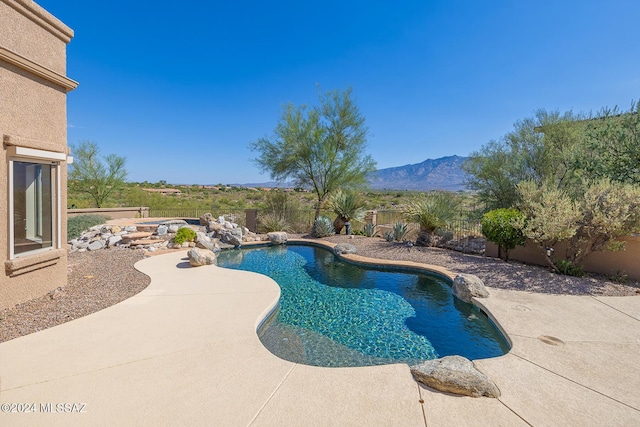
xmin=217 ymin=244 xmax=510 ymax=367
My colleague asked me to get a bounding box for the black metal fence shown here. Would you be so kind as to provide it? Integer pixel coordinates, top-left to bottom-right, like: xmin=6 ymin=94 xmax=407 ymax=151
xmin=146 ymin=207 xmax=482 ymax=237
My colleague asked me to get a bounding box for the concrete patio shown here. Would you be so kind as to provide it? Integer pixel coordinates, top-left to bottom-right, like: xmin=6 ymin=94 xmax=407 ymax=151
xmin=1 ymin=249 xmax=639 ymax=426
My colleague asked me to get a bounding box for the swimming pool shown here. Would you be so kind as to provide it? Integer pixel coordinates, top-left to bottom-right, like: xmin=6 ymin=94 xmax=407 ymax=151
xmin=217 ymin=244 xmax=510 ymax=367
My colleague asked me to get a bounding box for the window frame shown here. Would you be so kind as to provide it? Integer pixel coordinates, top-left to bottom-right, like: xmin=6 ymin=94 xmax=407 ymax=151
xmin=8 ymin=146 xmax=63 ymax=260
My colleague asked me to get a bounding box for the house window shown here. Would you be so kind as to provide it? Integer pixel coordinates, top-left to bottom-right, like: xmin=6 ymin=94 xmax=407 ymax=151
xmin=7 ymin=146 xmax=65 ymax=259
xmin=12 ymin=161 xmax=54 ymax=256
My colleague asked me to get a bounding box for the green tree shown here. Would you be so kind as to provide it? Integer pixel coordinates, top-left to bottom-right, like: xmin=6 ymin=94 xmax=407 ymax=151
xmin=251 ymin=88 xmax=376 ymax=219
xmin=463 ymin=109 xmax=584 ymax=209
xmin=481 ymin=208 xmax=526 ymax=261
xmin=579 ymin=102 xmax=640 ymax=185
xmin=69 ymin=141 xmax=127 ymax=208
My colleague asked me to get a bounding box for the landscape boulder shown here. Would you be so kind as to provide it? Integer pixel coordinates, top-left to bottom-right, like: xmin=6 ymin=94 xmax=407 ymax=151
xmin=195 ymin=231 xmax=214 ymax=251
xmin=411 ymin=356 xmax=500 ymax=398
xmin=188 ymin=247 xmax=217 ymax=266
xmin=199 ymin=212 xmax=214 ymax=226
xmin=107 ymin=235 xmax=122 ymax=247
xmin=219 ymin=228 xmax=243 ymax=246
xmin=334 ymin=243 xmax=357 ymax=255
xmin=156 ymin=225 xmax=168 ymax=236
xmin=267 ymin=231 xmax=288 ymax=244
xmin=452 ymin=274 xmax=489 ymax=303
xmin=87 ymin=240 xmax=104 ymax=251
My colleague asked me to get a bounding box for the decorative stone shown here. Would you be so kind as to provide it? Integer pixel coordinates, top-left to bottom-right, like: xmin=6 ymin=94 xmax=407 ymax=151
xmin=87 ymin=240 xmax=104 ymax=251
xmin=452 ymin=274 xmax=489 ymax=303
xmin=168 ymin=224 xmax=181 ymax=233
xmin=334 ymin=243 xmax=357 ymax=255
xmin=195 ymin=231 xmax=214 ymax=250
xmin=188 ymin=247 xmax=217 ymax=266
xmin=121 ymin=232 xmax=153 ymax=242
xmin=199 ymin=212 xmax=213 ymax=225
xmin=108 ymin=235 xmax=122 ymax=247
xmin=267 ymin=231 xmax=288 ymax=244
xmin=124 ymin=225 xmax=137 ymax=233
xmin=411 ymin=356 xmax=500 ymax=398
xmin=111 ymin=225 xmax=122 ymax=234
xmin=219 ymin=228 xmax=243 ymax=246
xmin=157 ymin=225 xmax=168 ymax=236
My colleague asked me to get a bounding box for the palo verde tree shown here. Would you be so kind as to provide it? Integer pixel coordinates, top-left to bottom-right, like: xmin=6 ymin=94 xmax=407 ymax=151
xmin=463 ymin=109 xmax=585 ymax=209
xmin=251 ymin=88 xmax=376 ymax=219
xmin=69 ymin=141 xmax=128 ymax=208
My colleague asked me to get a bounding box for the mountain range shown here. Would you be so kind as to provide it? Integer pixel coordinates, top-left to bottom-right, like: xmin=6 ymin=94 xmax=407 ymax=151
xmin=368 ymin=155 xmax=469 ymax=191
xmin=240 ymin=155 xmax=469 ymax=191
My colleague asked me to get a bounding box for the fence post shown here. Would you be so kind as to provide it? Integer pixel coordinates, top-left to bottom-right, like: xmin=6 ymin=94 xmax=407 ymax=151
xmin=365 ymin=210 xmax=377 ymax=226
xmin=245 ymin=209 xmax=258 ymax=233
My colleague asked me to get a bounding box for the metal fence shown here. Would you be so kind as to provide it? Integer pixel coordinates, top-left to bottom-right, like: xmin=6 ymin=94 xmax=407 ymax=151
xmin=376 ymin=209 xmax=483 ymax=238
xmin=146 ymin=207 xmax=482 ymax=237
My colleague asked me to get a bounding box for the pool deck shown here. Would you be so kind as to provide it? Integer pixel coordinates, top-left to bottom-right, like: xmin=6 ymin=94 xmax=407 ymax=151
xmin=1 ymin=247 xmax=639 ymax=426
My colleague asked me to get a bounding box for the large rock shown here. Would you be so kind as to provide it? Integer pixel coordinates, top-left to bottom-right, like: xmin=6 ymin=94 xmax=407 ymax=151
xmin=267 ymin=231 xmax=288 ymax=244
xmin=156 ymin=225 xmax=168 ymax=236
xmin=334 ymin=243 xmax=357 ymax=255
xmin=199 ymin=213 xmax=213 ymax=226
xmin=411 ymin=356 xmax=500 ymax=398
xmin=195 ymin=231 xmax=214 ymax=250
xmin=219 ymin=228 xmax=243 ymax=246
xmin=87 ymin=240 xmax=104 ymax=251
xmin=188 ymin=247 xmax=217 ymax=266
xmin=452 ymin=274 xmax=489 ymax=303
xmin=107 ymin=235 xmax=122 ymax=247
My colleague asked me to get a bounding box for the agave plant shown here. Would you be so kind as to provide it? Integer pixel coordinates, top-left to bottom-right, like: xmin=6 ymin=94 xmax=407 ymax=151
xmin=404 ymin=192 xmax=460 ymax=245
xmin=363 ymin=222 xmax=377 ymax=237
xmin=312 ymin=216 xmax=335 ymax=237
xmin=328 ymin=188 xmax=367 ymax=234
xmin=393 ymin=221 xmax=408 ymax=241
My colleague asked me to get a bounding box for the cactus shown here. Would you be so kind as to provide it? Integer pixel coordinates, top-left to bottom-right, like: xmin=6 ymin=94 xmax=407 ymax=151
xmin=312 ymin=216 xmax=335 ymax=238
xmin=393 ymin=221 xmax=408 ymax=241
xmin=363 ymin=222 xmax=377 ymax=237
xmin=384 ymin=231 xmax=395 ymax=242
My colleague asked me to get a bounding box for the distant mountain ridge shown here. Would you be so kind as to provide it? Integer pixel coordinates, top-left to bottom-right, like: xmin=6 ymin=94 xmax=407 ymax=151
xmin=239 ymin=155 xmax=469 ymax=191
xmin=368 ymin=155 xmax=469 ymax=191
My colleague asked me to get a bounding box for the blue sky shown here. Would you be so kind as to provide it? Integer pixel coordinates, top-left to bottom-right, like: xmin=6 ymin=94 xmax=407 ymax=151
xmin=39 ymin=0 xmax=639 ymax=184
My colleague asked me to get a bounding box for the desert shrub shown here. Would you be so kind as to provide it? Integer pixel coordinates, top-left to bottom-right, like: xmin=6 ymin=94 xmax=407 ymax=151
xmin=553 ymin=259 xmax=584 ymax=277
xmin=393 ymin=221 xmax=408 ymax=241
xmin=363 ymin=222 xmax=377 ymax=237
xmin=435 ymin=228 xmax=455 ymax=242
xmin=67 ymin=214 xmax=110 ymax=240
xmin=258 ymin=212 xmax=290 ymax=233
xmin=174 ymin=227 xmax=196 ymax=245
xmin=384 ymin=231 xmax=395 ymax=242
xmin=481 ymin=208 xmax=526 ymax=261
xmin=312 ymin=216 xmax=335 ymax=238
xmin=516 ymin=178 xmax=640 ymax=272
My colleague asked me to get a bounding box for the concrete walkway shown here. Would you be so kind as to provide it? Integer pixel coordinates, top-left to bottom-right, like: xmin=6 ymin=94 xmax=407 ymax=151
xmin=1 ymin=250 xmax=639 ymax=426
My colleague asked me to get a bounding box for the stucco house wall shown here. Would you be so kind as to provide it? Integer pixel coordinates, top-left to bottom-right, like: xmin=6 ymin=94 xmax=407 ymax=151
xmin=1 ymin=0 xmax=77 ymax=309
xmin=486 ymin=235 xmax=640 ymax=281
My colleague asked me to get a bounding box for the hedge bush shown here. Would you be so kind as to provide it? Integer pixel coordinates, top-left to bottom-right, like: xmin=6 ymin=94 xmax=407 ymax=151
xmin=481 ymin=208 xmax=526 ymax=261
xmin=67 ymin=214 xmax=110 ymax=240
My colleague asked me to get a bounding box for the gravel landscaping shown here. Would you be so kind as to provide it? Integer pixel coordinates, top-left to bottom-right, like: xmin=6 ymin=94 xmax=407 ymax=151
xmin=1 ymin=236 xmax=638 ymax=343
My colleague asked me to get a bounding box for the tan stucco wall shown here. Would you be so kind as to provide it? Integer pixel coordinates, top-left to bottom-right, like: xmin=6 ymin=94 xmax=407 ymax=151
xmin=486 ymin=235 xmax=640 ymax=281
xmin=1 ymin=0 xmax=75 ymax=309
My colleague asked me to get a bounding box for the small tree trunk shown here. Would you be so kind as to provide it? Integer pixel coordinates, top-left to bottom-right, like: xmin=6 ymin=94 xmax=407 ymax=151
xmin=537 ymin=245 xmax=559 ymax=273
xmin=333 ymin=216 xmax=347 ymax=234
